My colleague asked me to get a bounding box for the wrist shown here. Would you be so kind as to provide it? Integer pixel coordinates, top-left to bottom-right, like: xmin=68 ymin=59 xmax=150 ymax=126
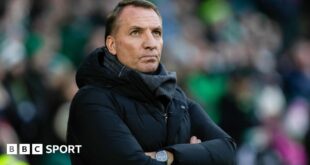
xmin=166 ymin=150 xmax=174 ymax=165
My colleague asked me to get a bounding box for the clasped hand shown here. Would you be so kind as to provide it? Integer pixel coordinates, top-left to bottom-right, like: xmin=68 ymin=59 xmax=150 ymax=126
xmin=145 ymin=136 xmax=201 ymax=165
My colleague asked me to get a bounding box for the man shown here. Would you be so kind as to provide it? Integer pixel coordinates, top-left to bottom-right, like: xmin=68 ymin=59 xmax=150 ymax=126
xmin=67 ymin=0 xmax=236 ymax=165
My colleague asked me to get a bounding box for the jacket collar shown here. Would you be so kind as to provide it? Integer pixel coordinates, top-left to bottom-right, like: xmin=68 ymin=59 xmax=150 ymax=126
xmin=76 ymin=47 xmax=177 ymax=102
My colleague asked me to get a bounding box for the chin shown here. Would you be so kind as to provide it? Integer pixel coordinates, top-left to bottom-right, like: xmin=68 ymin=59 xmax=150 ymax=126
xmin=139 ymin=65 xmax=158 ymax=73
xmin=141 ymin=69 xmax=156 ymax=73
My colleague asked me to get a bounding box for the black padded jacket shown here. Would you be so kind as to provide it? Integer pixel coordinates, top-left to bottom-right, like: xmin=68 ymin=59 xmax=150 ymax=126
xmin=67 ymin=47 xmax=236 ymax=165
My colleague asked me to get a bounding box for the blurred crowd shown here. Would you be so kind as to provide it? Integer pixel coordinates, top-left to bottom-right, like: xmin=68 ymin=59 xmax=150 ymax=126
xmin=0 ymin=0 xmax=309 ymax=164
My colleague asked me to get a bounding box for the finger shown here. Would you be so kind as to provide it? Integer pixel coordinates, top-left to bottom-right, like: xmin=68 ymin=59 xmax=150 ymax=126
xmin=197 ymin=139 xmax=202 ymax=143
xmin=190 ymin=136 xmax=197 ymax=144
xmin=145 ymin=152 xmax=155 ymax=159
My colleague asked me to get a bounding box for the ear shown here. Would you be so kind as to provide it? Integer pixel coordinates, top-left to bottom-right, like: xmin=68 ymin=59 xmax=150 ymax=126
xmin=106 ymin=35 xmax=117 ymax=55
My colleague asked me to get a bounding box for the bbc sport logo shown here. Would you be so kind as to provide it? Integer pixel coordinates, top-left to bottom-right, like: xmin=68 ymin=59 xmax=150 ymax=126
xmin=7 ymin=144 xmax=82 ymax=155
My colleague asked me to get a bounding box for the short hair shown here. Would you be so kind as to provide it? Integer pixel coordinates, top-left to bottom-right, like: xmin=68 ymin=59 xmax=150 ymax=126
xmin=104 ymin=0 xmax=161 ymax=42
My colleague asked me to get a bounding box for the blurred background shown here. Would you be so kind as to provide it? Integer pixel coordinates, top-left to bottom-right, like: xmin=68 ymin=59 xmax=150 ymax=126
xmin=0 ymin=0 xmax=309 ymax=164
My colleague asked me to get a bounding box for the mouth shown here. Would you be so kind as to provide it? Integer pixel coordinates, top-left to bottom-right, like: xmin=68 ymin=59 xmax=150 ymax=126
xmin=139 ymin=55 xmax=158 ymax=59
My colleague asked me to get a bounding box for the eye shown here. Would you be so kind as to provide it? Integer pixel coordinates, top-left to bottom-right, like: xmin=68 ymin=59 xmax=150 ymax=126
xmin=130 ymin=30 xmax=140 ymax=36
xmin=153 ymin=30 xmax=162 ymax=37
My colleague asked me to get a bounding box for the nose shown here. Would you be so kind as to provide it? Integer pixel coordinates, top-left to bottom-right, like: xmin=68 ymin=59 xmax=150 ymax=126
xmin=142 ymin=31 xmax=157 ymax=50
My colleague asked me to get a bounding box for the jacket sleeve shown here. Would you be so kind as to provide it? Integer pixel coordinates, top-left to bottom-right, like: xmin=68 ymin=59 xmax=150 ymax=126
xmin=67 ymin=88 xmax=165 ymax=165
xmin=165 ymin=99 xmax=237 ymax=165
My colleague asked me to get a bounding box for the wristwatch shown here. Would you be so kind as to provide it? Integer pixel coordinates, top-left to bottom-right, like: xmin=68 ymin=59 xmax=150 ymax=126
xmin=155 ymin=150 xmax=168 ymax=162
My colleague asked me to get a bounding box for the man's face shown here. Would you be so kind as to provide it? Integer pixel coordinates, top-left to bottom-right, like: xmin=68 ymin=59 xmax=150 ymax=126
xmin=107 ymin=6 xmax=163 ymax=73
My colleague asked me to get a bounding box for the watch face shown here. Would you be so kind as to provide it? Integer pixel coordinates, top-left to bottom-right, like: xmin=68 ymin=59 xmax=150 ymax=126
xmin=155 ymin=150 xmax=168 ymax=162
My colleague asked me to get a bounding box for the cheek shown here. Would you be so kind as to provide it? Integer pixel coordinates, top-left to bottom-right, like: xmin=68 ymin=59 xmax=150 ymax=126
xmin=116 ymin=40 xmax=140 ymax=63
xmin=117 ymin=39 xmax=140 ymax=53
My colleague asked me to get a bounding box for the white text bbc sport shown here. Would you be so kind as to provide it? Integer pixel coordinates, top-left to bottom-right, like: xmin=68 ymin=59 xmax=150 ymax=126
xmin=7 ymin=144 xmax=82 ymax=155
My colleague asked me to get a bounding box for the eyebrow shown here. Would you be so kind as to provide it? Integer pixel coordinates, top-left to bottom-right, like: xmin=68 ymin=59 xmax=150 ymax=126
xmin=129 ymin=25 xmax=162 ymax=31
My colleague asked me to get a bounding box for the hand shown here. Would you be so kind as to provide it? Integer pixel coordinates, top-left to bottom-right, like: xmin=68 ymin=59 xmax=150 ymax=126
xmin=190 ymin=136 xmax=201 ymax=144
xmin=145 ymin=152 xmax=156 ymax=159
xmin=144 ymin=136 xmax=200 ymax=165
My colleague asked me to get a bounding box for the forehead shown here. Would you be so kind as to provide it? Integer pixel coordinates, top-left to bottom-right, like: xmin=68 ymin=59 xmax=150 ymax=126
xmin=117 ymin=6 xmax=162 ymax=28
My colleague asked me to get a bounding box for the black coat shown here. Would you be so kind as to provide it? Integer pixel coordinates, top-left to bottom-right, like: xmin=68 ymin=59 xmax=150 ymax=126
xmin=67 ymin=47 xmax=236 ymax=165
